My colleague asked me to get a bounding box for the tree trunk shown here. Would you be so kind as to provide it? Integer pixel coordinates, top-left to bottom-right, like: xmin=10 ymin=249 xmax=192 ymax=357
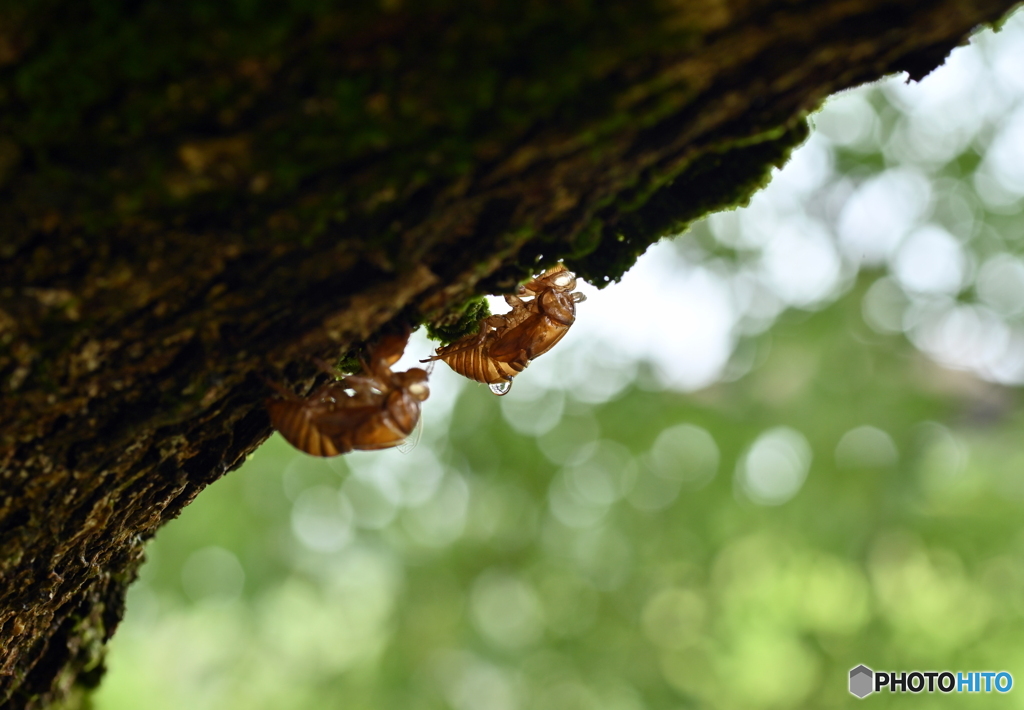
xmin=0 ymin=0 xmax=1016 ymax=706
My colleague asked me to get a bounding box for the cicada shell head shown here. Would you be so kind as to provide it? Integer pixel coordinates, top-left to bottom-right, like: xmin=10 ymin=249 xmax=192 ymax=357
xmin=394 ymin=367 xmax=431 ymax=402
xmin=524 ymin=263 xmax=577 ymax=295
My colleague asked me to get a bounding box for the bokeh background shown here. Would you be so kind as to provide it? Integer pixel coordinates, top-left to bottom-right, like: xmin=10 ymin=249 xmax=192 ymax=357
xmin=95 ymin=10 xmax=1024 ymax=709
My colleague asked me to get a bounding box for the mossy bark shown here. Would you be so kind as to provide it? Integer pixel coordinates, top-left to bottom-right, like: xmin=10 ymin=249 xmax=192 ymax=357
xmin=0 ymin=0 xmax=1017 ymax=706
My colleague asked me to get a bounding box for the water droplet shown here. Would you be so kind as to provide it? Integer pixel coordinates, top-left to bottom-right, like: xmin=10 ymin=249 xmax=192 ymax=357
xmin=489 ymin=381 xmax=513 ymax=396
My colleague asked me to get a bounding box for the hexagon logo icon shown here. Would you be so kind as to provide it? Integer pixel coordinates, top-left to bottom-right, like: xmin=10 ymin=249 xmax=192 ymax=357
xmin=850 ymin=665 xmax=873 ymax=698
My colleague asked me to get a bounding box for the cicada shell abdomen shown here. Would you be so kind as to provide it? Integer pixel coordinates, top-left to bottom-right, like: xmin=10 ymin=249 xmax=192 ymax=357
xmin=432 ymin=339 xmax=523 ymax=386
xmin=266 ymin=397 xmax=346 ymax=457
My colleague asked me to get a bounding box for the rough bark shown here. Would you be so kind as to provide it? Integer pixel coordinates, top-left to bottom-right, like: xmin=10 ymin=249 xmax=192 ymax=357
xmin=0 ymin=0 xmax=1017 ymax=706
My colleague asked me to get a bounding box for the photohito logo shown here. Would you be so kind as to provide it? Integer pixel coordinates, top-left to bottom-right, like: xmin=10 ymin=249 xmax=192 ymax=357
xmin=849 ymin=665 xmax=1013 ymax=698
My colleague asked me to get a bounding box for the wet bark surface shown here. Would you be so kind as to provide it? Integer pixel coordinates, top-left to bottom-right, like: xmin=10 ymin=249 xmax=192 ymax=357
xmin=0 ymin=0 xmax=1017 ymax=706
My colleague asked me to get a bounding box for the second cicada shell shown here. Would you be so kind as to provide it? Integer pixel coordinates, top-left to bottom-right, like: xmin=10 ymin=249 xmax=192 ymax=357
xmin=422 ymin=264 xmax=585 ymax=394
xmin=266 ymin=328 xmax=430 ymax=456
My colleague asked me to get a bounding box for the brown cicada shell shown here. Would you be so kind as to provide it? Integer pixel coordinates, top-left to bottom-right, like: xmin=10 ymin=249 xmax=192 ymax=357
xmin=266 ymin=328 xmax=430 ymax=456
xmin=422 ymin=264 xmax=586 ymax=395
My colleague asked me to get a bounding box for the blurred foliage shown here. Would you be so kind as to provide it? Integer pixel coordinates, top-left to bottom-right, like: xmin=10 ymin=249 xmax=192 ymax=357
xmin=95 ymin=10 xmax=1024 ymax=710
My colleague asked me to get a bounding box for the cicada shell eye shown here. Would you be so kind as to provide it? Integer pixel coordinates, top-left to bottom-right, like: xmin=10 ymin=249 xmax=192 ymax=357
xmin=396 ymin=368 xmax=430 ymax=400
xmin=552 ymin=271 xmax=575 ymax=290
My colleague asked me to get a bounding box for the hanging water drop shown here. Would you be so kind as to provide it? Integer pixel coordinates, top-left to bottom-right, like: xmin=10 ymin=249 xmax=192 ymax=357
xmin=489 ymin=380 xmax=513 ymax=396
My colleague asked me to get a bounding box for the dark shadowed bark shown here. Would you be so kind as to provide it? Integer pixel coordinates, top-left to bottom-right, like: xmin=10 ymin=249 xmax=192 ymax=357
xmin=0 ymin=0 xmax=1017 ymax=706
